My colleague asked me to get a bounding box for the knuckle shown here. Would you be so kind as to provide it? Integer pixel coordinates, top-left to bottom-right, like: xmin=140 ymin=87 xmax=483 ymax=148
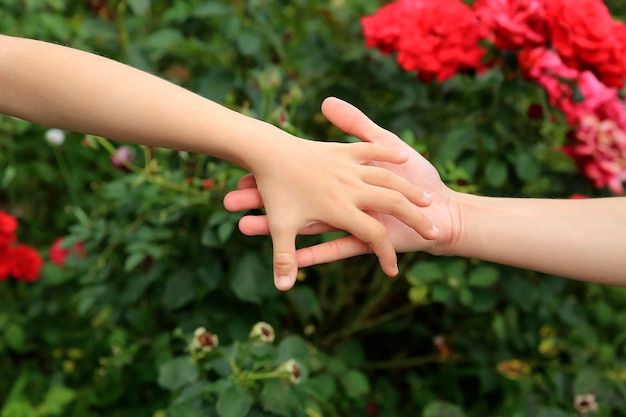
xmin=274 ymin=252 xmax=294 ymax=268
xmin=387 ymin=190 xmax=407 ymax=206
xmin=367 ymin=224 xmax=388 ymax=243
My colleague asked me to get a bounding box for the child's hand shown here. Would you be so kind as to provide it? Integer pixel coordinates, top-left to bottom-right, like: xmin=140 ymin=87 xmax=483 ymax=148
xmin=225 ymin=98 xmax=456 ymax=289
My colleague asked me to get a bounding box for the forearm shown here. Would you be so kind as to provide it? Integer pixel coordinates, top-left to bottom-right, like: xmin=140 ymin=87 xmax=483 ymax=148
xmin=0 ymin=35 xmax=286 ymax=170
xmin=451 ymin=193 xmax=626 ymax=285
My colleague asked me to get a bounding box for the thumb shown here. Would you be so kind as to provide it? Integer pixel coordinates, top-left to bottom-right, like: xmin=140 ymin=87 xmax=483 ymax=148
xmin=270 ymin=227 xmax=298 ymax=291
xmin=321 ymin=97 xmax=404 ymax=148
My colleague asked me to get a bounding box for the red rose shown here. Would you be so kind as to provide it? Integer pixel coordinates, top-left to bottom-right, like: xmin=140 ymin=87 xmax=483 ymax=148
xmin=0 ymin=247 xmax=12 ymax=281
xmin=361 ymin=0 xmax=421 ymax=54
xmin=0 ymin=211 xmax=17 ymax=248
xmin=474 ymin=0 xmax=548 ymax=50
xmin=362 ymin=0 xmax=486 ymax=82
xmin=49 ymin=237 xmax=85 ymax=266
xmin=545 ymin=0 xmax=626 ymax=88
xmin=10 ymin=245 xmax=43 ymax=282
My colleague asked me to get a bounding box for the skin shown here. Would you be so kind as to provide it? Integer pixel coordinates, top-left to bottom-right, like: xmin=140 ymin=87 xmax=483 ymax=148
xmin=225 ymin=97 xmax=626 ymax=287
xmin=0 ymin=36 xmax=438 ymax=291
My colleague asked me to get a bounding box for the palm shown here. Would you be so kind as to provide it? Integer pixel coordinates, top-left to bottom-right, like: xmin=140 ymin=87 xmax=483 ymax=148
xmin=366 ymin=148 xmax=454 ymax=254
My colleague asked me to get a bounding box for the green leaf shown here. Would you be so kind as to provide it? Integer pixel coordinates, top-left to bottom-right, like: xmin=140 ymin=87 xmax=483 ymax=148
xmin=144 ymin=28 xmax=183 ymax=51
xmin=217 ymin=222 xmax=235 ymax=242
xmin=128 ymin=0 xmax=150 ymax=16
xmin=197 ymin=70 xmax=236 ymax=103
xmin=277 ymin=336 xmax=309 ymax=364
xmin=335 ymin=340 xmax=365 ymax=367
xmin=422 ymin=401 xmax=465 ymax=417
xmin=1 ymin=400 xmax=37 ymax=417
xmin=303 ymin=375 xmax=336 ymax=402
xmin=407 ymin=261 xmax=442 ymax=285
xmin=340 ymin=370 xmax=370 ymax=398
xmin=485 ymin=158 xmax=508 ymax=187
xmin=157 ymin=357 xmax=199 ymax=391
xmin=468 ymin=265 xmax=499 ymax=288
xmin=436 ymin=128 xmax=475 ymax=164
xmin=40 ymin=264 xmax=72 ymax=286
xmin=408 ymin=285 xmax=430 ymax=305
xmin=230 ymin=252 xmax=271 ymax=304
xmin=515 ymin=153 xmax=541 ymax=182
xmin=259 ymin=379 xmax=293 ymax=416
xmin=236 ymin=31 xmax=262 ymax=56
xmin=41 ymin=385 xmax=75 ymax=416
xmin=163 ymin=270 xmax=195 ymax=310
xmin=193 ymin=2 xmax=232 ymax=17
xmin=4 ymin=324 xmax=25 ymax=352
xmin=458 ymin=287 xmax=473 ymax=306
xmin=124 ymin=252 xmax=145 ymax=272
xmin=573 ymin=367 xmax=599 ymax=395
xmin=216 ymin=385 xmax=253 ymax=417
xmin=287 ymin=286 xmax=322 ymax=322
xmin=537 ymin=409 xmax=569 ymax=417
xmin=431 ymin=284 xmax=455 ymax=305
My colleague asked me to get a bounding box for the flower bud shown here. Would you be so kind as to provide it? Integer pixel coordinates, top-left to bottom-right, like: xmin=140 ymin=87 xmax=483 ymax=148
xmin=45 ymin=129 xmax=65 ymax=146
xmin=249 ymin=321 xmax=275 ymax=343
xmin=574 ymin=394 xmax=598 ymax=414
xmin=278 ymin=359 xmax=301 ymax=384
xmin=190 ymin=327 xmax=219 ymax=353
xmin=110 ymin=146 xmax=134 ymax=167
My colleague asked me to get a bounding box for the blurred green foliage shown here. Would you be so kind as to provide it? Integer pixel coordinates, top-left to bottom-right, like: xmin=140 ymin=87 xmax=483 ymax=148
xmin=1 ymin=1 xmax=626 ymax=417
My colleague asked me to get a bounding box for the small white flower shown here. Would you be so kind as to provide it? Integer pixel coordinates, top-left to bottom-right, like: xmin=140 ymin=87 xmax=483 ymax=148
xmin=189 ymin=327 xmax=218 ymax=353
xmin=45 ymin=129 xmax=65 ymax=146
xmin=278 ymin=359 xmax=301 ymax=384
xmin=249 ymin=321 xmax=275 ymax=343
xmin=574 ymin=394 xmax=598 ymax=415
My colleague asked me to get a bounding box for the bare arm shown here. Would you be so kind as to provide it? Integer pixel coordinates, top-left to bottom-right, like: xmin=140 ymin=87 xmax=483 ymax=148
xmin=0 ymin=34 xmax=272 ymax=169
xmin=453 ymin=194 xmax=626 ymax=285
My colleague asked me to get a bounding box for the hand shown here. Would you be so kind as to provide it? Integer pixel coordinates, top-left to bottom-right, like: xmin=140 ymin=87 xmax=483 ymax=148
xmin=224 ymin=98 xmax=458 ymax=279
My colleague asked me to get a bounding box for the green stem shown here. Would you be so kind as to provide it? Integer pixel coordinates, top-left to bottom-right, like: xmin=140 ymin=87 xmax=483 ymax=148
xmin=239 ymin=370 xmax=290 ymax=381
xmin=92 ymin=136 xmax=205 ymax=197
xmin=52 ymin=146 xmax=81 ymax=208
xmin=321 ymin=254 xmax=418 ymax=346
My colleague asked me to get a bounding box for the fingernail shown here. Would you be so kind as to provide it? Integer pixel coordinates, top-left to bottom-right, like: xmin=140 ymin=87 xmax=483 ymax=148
xmin=398 ymin=150 xmax=409 ymax=159
xmin=275 ymin=275 xmax=292 ymax=290
xmin=423 ymin=192 xmax=433 ymax=202
xmin=431 ymin=226 xmax=439 ymax=237
xmin=393 ymin=264 xmax=399 ymax=275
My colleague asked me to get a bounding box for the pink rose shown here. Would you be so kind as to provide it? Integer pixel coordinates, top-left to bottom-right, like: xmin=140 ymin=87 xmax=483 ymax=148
xmin=474 ymin=0 xmax=548 ymax=50
xmin=563 ymin=115 xmax=626 ymax=194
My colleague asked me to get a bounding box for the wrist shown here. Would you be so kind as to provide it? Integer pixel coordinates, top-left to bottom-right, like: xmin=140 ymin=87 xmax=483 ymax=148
xmin=428 ymin=189 xmax=474 ymax=257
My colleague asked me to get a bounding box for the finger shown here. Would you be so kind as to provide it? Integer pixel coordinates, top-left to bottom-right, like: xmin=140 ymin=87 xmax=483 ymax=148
xmin=237 ymin=174 xmax=257 ymax=190
xmin=359 ymin=188 xmax=438 ymax=240
xmin=361 ymin=165 xmax=432 ymax=207
xmin=346 ymin=142 xmax=409 ymax=165
xmin=223 ymin=188 xmax=264 ymax=212
xmin=296 ymin=235 xmax=372 ymax=267
xmin=239 ymin=215 xmax=337 ymax=236
xmin=338 ymin=209 xmax=398 ymax=276
xmin=321 ymin=97 xmax=404 ymax=148
xmin=268 ymin=223 xmax=299 ymax=291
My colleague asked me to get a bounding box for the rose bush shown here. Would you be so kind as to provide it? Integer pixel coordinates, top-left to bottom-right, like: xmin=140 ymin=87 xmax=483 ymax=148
xmin=2 ymin=0 xmax=626 ymax=416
